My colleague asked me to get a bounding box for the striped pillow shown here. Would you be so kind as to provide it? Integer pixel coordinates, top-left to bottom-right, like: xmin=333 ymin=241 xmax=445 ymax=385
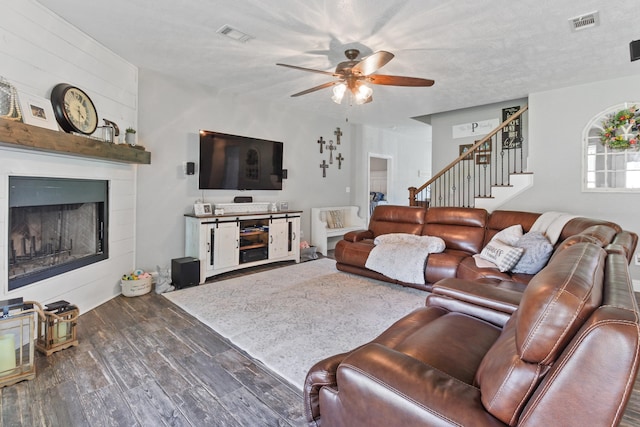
xmin=480 ymin=239 xmax=524 ymax=272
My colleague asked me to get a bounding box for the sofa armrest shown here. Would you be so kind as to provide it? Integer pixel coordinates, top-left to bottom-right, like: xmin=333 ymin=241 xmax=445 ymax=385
xmin=304 ymin=352 xmax=350 ymax=426
xmin=343 ymin=229 xmax=372 ymax=242
xmin=322 ymin=343 xmax=505 ymax=427
xmin=426 ymin=278 xmax=522 ymax=326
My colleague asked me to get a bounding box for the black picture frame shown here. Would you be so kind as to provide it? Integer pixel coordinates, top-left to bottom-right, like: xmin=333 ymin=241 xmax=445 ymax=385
xmin=501 ymin=106 xmax=522 ymax=149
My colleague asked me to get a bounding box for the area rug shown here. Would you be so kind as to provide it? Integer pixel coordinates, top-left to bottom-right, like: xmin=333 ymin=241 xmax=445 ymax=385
xmin=162 ymin=258 xmax=426 ymax=390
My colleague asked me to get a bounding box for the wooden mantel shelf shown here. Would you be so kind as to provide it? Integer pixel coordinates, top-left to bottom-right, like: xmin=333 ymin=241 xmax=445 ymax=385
xmin=0 ymin=118 xmax=151 ymax=164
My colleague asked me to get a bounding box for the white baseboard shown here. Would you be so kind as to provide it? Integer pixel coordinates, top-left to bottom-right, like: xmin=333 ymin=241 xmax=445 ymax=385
xmin=634 ymin=279 xmax=640 ymax=293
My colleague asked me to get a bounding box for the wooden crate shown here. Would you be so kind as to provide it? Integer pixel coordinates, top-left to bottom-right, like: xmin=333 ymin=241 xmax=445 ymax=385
xmin=35 ymin=301 xmax=79 ymax=356
xmin=0 ymin=299 xmax=37 ymax=388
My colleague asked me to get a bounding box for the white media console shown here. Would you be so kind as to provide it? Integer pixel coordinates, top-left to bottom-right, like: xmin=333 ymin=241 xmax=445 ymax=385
xmin=184 ymin=210 xmax=301 ymax=284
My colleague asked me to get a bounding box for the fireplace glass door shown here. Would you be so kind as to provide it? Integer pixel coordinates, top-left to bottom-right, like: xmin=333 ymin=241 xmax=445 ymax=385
xmin=8 ymin=177 xmax=108 ymax=290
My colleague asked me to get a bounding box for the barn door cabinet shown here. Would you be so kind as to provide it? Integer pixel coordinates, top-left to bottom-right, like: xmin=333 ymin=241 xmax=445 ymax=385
xmin=185 ymin=211 xmax=301 ymax=284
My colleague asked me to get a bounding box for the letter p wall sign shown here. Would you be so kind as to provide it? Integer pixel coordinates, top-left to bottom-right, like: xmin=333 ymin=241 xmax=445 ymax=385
xmin=452 ymin=118 xmax=499 ymax=139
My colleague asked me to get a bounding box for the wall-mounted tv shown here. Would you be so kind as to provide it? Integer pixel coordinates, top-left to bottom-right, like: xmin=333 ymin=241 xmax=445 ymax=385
xmin=199 ymin=130 xmax=284 ymax=190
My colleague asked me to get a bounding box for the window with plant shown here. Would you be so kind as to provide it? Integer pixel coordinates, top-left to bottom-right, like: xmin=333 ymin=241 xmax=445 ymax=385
xmin=583 ymin=102 xmax=640 ymax=191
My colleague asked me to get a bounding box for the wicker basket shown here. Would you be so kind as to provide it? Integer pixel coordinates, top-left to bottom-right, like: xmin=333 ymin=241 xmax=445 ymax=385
xmin=121 ymin=277 xmax=152 ymax=297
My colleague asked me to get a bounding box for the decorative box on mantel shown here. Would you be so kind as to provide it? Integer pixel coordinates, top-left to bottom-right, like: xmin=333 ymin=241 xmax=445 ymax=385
xmin=35 ymin=300 xmax=79 ymax=357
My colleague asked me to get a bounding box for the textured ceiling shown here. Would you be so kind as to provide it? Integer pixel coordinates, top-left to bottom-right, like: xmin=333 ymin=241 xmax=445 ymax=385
xmin=36 ymin=0 xmax=640 ymax=127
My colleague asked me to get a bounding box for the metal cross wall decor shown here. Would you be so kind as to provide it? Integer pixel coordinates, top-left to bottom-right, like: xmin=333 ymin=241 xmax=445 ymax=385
xmin=317 ymin=136 xmax=325 ymax=153
xmin=320 ymin=160 xmax=329 ymax=177
xmin=334 ymin=127 xmax=342 ymax=145
xmin=336 ymin=153 xmax=345 ymax=169
xmin=328 ymin=140 xmax=336 ymax=164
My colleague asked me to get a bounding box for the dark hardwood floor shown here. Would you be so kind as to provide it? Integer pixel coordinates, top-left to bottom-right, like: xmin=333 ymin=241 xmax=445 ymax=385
xmin=1 ymin=262 xmax=307 ymax=427
xmin=2 ymin=254 xmax=640 ymax=426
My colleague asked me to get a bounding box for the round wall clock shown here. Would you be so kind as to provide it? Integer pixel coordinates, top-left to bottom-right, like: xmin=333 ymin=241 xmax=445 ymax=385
xmin=50 ymin=83 xmax=98 ymax=135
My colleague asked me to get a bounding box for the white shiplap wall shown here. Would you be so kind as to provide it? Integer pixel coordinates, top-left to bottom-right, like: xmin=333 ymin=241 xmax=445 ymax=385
xmin=0 ymin=1 xmax=139 ymax=312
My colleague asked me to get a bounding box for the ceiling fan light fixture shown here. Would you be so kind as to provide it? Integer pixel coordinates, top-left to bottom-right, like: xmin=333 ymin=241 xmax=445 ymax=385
xmin=354 ymin=83 xmax=373 ymax=105
xmin=332 ymin=83 xmax=347 ymax=104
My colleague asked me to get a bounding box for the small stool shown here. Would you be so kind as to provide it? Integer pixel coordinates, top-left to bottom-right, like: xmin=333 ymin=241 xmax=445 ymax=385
xmin=35 ymin=300 xmax=79 ymax=356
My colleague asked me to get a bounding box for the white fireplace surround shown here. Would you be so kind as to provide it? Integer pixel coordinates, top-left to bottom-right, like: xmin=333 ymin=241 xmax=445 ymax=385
xmin=0 ymin=147 xmax=137 ymax=313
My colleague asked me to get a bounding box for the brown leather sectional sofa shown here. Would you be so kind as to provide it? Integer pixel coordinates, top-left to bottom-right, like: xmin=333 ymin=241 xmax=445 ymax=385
xmin=335 ymin=205 xmax=637 ymax=291
xmin=305 ymin=205 xmax=640 ymax=426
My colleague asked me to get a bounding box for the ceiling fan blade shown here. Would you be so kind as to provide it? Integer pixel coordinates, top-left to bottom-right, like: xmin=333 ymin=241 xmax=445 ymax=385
xmin=276 ymin=63 xmax=336 ymax=76
xmin=367 ymin=74 xmax=435 ymax=87
xmin=352 ymin=51 xmax=394 ymax=76
xmin=290 ymin=81 xmax=338 ymax=97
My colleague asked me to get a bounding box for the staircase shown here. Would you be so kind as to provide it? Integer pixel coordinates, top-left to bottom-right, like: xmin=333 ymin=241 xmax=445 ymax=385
xmin=409 ymin=106 xmax=530 ymax=209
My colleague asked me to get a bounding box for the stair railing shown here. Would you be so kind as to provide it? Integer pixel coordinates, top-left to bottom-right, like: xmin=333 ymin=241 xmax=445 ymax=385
xmin=409 ymin=105 xmax=528 ymax=208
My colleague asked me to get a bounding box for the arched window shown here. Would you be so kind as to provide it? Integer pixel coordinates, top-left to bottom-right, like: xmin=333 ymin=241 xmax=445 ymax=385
xmin=583 ymin=102 xmax=640 ymax=192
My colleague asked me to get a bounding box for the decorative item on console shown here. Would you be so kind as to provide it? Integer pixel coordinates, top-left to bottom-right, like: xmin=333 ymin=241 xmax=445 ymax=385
xmin=600 ymin=104 xmax=639 ymax=149
xmin=193 ymin=203 xmax=212 ymax=216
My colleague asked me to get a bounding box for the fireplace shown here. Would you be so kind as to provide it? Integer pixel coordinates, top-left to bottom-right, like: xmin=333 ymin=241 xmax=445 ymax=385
xmin=8 ymin=176 xmax=108 ymax=290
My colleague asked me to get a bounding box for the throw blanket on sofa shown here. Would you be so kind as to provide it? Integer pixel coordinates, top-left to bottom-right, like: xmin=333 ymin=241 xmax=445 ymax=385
xmin=530 ymin=211 xmax=578 ymax=244
xmin=365 ymin=234 xmax=446 ymax=285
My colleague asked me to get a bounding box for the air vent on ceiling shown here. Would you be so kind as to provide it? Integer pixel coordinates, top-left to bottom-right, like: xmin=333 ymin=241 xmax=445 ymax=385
xmin=568 ymin=11 xmax=600 ymax=32
xmin=216 ymin=25 xmax=254 ymax=43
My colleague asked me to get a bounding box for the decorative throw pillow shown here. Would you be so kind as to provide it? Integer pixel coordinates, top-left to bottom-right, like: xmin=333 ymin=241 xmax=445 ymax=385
xmin=479 ymin=240 xmax=524 ymax=272
xmin=511 ymin=232 xmax=554 ymax=274
xmin=492 ymin=224 xmax=524 ymax=246
xmin=327 ymin=210 xmax=344 ymax=229
xmin=325 ymin=211 xmax=335 ymax=228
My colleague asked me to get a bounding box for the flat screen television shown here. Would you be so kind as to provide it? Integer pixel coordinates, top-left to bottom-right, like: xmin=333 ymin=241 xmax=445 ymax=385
xmin=199 ymin=130 xmax=284 ymax=190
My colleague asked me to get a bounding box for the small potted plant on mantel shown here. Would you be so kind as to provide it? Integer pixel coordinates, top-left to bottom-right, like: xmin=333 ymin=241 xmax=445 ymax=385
xmin=125 ymin=127 xmax=136 ymax=146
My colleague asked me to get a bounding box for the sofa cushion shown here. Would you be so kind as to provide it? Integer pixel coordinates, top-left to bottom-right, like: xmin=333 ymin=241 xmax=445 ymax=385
xmin=516 ymin=242 xmax=605 ymax=364
xmin=423 ymin=207 xmax=488 ymax=254
xmin=493 ymin=224 xmax=523 ymax=245
xmin=511 ymin=232 xmax=553 ymax=274
xmin=484 ymin=210 xmax=540 ymax=246
xmin=479 ymin=240 xmax=524 ymax=272
xmin=425 ymin=250 xmax=473 ymax=283
xmin=368 ymin=205 xmax=426 ymax=238
xmin=475 ymin=242 xmax=606 ymax=425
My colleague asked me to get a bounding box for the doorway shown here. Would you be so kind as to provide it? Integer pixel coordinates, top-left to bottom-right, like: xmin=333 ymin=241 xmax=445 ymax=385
xmin=368 ymin=154 xmax=391 ymax=221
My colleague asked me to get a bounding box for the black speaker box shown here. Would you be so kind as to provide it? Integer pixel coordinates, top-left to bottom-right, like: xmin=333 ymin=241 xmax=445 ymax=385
xmin=234 ymin=196 xmax=253 ymax=203
xmin=631 ymin=40 xmax=640 ymax=62
xmin=186 ymin=162 xmax=195 ymax=175
xmin=171 ymin=257 xmax=200 ymax=289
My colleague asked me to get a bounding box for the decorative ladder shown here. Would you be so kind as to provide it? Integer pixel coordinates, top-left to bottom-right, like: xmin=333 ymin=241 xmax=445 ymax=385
xmin=409 ymin=105 xmax=530 ymax=208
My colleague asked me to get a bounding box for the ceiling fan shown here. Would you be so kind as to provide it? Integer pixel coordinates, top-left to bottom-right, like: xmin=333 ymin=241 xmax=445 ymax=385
xmin=276 ymin=49 xmax=434 ymax=104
